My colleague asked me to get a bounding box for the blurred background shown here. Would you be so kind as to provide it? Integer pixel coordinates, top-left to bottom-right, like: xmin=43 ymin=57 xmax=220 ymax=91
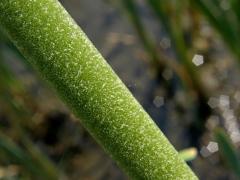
xmin=0 ymin=0 xmax=240 ymax=179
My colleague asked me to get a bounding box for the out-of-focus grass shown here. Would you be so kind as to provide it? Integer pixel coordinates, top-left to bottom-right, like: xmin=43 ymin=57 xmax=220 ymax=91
xmin=114 ymin=0 xmax=205 ymax=95
xmin=121 ymin=0 xmax=163 ymax=69
xmin=191 ymin=0 xmax=240 ymax=60
xmin=146 ymin=0 xmax=197 ymax=86
xmin=0 ymin=28 xmax=31 ymax=69
xmin=0 ymin=133 xmax=61 ymax=179
xmin=0 ymin=51 xmax=62 ymax=179
xmin=0 ymin=28 xmax=68 ymax=179
xmin=215 ymin=128 xmax=240 ymax=179
xmin=112 ymin=0 xmax=199 ymax=92
xmin=108 ymin=0 xmax=178 ymax=96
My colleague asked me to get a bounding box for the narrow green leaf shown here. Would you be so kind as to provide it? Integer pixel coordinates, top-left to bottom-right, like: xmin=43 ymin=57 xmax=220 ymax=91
xmin=0 ymin=0 xmax=197 ymax=179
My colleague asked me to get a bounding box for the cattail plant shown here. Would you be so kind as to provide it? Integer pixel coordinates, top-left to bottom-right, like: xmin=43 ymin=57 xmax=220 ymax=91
xmin=0 ymin=0 xmax=197 ymax=179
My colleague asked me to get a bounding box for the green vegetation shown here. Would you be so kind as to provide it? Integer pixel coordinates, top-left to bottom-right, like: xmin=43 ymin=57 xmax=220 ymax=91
xmin=0 ymin=0 xmax=240 ymax=179
xmin=215 ymin=128 xmax=240 ymax=178
xmin=0 ymin=0 xmax=197 ymax=179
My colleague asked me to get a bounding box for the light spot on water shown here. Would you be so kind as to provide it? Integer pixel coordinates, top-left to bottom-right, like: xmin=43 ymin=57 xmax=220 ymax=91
xmin=230 ymin=131 xmax=240 ymax=143
xmin=219 ymin=95 xmax=230 ymax=108
xmin=153 ymin=96 xmax=164 ymax=108
xmin=234 ymin=91 xmax=240 ymax=103
xmin=207 ymin=97 xmax=219 ymax=109
xmin=206 ymin=141 xmax=218 ymax=153
xmin=200 ymin=146 xmax=211 ymax=157
xmin=192 ymin=54 xmax=204 ymax=66
xmin=206 ymin=115 xmax=219 ymax=130
xmin=160 ymin=37 xmax=171 ymax=49
xmin=222 ymin=109 xmax=234 ymax=121
xmin=162 ymin=68 xmax=173 ymax=80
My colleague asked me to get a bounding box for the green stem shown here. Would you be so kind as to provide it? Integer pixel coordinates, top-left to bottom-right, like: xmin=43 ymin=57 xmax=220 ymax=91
xmin=0 ymin=0 xmax=197 ymax=179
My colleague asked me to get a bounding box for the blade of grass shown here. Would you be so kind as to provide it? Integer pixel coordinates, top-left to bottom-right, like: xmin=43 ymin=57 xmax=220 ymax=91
xmin=0 ymin=0 xmax=197 ymax=179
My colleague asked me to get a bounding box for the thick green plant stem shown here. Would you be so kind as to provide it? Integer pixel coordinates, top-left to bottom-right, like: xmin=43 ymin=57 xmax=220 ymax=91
xmin=0 ymin=0 xmax=197 ymax=179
